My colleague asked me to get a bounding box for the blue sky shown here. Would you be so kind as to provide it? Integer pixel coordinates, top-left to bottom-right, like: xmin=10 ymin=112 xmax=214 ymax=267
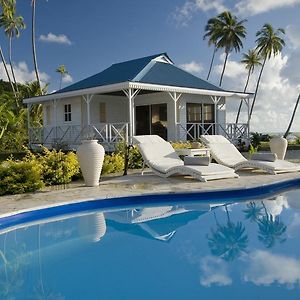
xmin=1 ymin=0 xmax=300 ymax=132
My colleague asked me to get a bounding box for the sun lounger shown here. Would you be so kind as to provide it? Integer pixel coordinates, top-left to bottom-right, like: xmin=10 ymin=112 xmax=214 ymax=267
xmin=133 ymin=135 xmax=238 ymax=182
xmin=201 ymin=135 xmax=300 ymax=175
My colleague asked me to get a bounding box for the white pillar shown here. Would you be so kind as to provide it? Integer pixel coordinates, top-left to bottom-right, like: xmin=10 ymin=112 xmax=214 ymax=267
xmin=83 ymin=95 xmax=94 ymax=126
xmin=52 ymin=99 xmax=57 ymax=140
xmin=123 ymin=89 xmax=140 ymax=143
xmin=27 ymin=103 xmax=32 ymax=129
xmin=168 ymin=91 xmax=182 ymax=141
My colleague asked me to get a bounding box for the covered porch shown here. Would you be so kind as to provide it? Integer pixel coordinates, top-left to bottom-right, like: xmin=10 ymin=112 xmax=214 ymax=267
xmin=25 ymin=81 xmax=251 ymax=150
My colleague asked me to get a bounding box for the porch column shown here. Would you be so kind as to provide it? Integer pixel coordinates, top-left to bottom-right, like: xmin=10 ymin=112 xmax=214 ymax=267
xmin=244 ymin=97 xmax=251 ymax=138
xmin=210 ymin=96 xmax=221 ymax=134
xmin=123 ymin=88 xmax=140 ymax=143
xmin=82 ymin=94 xmax=94 ymax=126
xmin=168 ymin=91 xmax=182 ymax=141
xmin=27 ymin=103 xmax=32 ymax=130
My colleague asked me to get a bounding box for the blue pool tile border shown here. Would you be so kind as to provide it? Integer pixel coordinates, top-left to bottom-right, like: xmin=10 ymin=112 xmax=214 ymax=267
xmin=0 ymin=177 xmax=299 ymax=231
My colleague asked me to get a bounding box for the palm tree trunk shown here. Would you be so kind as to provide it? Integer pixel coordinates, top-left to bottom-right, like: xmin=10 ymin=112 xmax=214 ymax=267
xmin=283 ymin=93 xmax=300 ymax=138
xmin=249 ymin=56 xmax=267 ymax=119
xmin=235 ymin=68 xmax=251 ymax=124
xmin=8 ymin=37 xmax=19 ymax=94
xmin=219 ymin=51 xmax=229 ymax=86
xmin=31 ymin=0 xmax=42 ymax=94
xmin=207 ymin=45 xmax=217 ymax=81
xmin=0 ymin=45 xmax=16 ymax=96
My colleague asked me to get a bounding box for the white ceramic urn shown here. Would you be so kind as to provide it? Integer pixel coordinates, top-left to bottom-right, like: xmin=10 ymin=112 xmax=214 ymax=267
xmin=269 ymin=136 xmax=288 ymax=160
xmin=77 ymin=140 xmax=105 ymax=186
xmin=78 ymin=212 xmax=107 ymax=243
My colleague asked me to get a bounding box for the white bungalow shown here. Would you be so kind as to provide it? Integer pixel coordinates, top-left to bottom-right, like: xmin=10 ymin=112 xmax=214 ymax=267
xmin=23 ymin=53 xmax=252 ymax=150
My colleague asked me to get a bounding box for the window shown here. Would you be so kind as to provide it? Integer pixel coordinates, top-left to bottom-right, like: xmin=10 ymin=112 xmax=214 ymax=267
xmin=99 ymin=102 xmax=107 ymax=123
xmin=64 ymin=104 xmax=72 ymax=122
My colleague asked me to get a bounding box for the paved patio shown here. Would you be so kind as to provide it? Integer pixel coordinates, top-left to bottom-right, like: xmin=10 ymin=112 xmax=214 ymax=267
xmin=0 ymin=169 xmax=299 ymax=218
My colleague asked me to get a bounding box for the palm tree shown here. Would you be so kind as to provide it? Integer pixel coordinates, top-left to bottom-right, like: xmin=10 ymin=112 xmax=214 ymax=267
xmin=203 ymin=17 xmax=219 ymax=81
xmin=207 ymin=206 xmax=248 ymax=261
xmin=235 ymin=49 xmax=262 ymax=124
xmin=0 ymin=0 xmax=16 ymax=96
xmin=209 ymin=11 xmax=247 ymax=87
xmin=249 ymin=24 xmax=285 ymax=119
xmin=31 ymin=0 xmax=42 ymax=94
xmin=257 ymin=201 xmax=287 ymax=248
xmin=243 ymin=201 xmax=264 ymax=222
xmin=283 ymin=93 xmax=300 ymax=138
xmin=56 ymin=65 xmax=68 ymax=90
xmin=0 ymin=0 xmax=25 ymax=97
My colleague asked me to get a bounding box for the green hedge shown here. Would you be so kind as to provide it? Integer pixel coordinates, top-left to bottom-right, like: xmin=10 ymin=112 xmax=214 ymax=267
xmin=0 ymin=160 xmax=44 ymax=196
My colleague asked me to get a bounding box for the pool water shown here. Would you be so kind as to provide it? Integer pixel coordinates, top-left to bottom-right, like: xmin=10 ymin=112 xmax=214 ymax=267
xmin=1 ymin=189 xmax=300 ymax=299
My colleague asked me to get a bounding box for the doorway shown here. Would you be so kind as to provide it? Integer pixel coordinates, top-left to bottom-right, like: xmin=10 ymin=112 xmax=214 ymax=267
xmin=135 ymin=104 xmax=168 ymax=140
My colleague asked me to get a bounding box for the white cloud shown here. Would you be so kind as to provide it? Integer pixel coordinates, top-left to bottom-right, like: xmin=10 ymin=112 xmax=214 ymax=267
xmin=262 ymin=195 xmax=288 ymax=217
xmin=235 ymin=0 xmax=300 ymax=16
xmin=39 ymin=33 xmax=72 ymax=45
xmin=244 ymin=250 xmax=300 ymax=288
xmin=286 ymin=25 xmax=300 ymax=49
xmin=200 ymin=256 xmax=232 ymax=287
xmin=214 ymin=53 xmax=300 ymax=133
xmin=172 ymin=0 xmax=227 ymax=27
xmin=62 ymin=73 xmax=73 ymax=83
xmin=179 ymin=61 xmax=203 ymax=74
xmin=0 ymin=61 xmax=50 ymax=85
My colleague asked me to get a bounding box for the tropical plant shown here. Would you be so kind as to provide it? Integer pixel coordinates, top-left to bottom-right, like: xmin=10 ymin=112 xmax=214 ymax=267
xmin=207 ymin=11 xmax=247 ymax=86
xmin=207 ymin=206 xmax=248 ymax=261
xmin=0 ymin=0 xmax=25 ymax=97
xmin=56 ymin=65 xmax=68 ymax=90
xmin=0 ymin=0 xmax=16 ymax=96
xmin=283 ymin=93 xmax=300 ymax=138
xmin=235 ymin=49 xmax=262 ymax=124
xmin=250 ymin=24 xmax=285 ymax=119
xmin=257 ymin=201 xmax=287 ymax=248
xmin=203 ymin=16 xmax=219 ymax=81
xmin=243 ymin=201 xmax=263 ymax=222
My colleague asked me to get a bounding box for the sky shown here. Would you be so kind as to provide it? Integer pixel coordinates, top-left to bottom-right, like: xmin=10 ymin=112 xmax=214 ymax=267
xmin=0 ymin=0 xmax=300 ymax=133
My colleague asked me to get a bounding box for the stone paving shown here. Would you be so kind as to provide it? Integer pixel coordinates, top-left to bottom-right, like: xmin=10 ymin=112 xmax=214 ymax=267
xmin=0 ymin=168 xmax=299 ymax=218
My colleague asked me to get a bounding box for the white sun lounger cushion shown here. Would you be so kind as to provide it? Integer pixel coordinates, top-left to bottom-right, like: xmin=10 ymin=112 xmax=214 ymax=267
xmin=184 ymin=156 xmax=210 ymax=166
xmin=251 ymin=152 xmax=277 ymax=162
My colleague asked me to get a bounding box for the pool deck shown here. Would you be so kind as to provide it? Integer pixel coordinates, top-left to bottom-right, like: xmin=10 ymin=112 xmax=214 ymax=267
xmin=0 ymin=169 xmax=300 ymax=218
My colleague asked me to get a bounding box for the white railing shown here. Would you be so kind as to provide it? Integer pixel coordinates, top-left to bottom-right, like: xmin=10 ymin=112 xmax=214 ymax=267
xmin=29 ymin=123 xmax=129 ymax=148
xmin=177 ymin=122 xmax=249 ymax=143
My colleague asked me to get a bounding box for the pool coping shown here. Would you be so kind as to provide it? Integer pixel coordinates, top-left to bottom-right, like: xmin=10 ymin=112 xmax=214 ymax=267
xmin=0 ymin=176 xmax=299 ymax=232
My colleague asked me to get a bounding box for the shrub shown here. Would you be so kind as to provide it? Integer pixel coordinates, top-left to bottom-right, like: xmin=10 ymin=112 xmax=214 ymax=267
xmin=37 ymin=147 xmax=80 ymax=185
xmin=115 ymin=142 xmax=143 ymax=170
xmin=102 ymin=153 xmax=124 ymax=175
xmin=0 ymin=159 xmax=44 ymax=196
xmin=171 ymin=141 xmax=192 ymax=149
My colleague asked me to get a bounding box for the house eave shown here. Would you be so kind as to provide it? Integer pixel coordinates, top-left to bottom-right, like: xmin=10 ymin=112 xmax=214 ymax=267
xmin=23 ymin=81 xmax=252 ymax=104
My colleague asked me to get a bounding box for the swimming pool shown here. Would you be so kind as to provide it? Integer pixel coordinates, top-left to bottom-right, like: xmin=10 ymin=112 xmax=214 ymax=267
xmin=0 ymin=180 xmax=300 ymax=299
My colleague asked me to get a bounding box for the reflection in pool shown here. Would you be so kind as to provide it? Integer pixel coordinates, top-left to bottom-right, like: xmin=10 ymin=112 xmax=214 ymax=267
xmin=0 ymin=189 xmax=300 ymax=299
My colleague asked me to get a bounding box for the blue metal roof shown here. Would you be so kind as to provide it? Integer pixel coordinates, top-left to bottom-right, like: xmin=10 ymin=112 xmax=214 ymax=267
xmin=136 ymin=62 xmax=224 ymax=91
xmin=56 ymin=52 xmax=224 ymax=94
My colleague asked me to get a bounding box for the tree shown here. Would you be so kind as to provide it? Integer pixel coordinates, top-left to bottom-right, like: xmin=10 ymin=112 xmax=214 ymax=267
xmin=0 ymin=0 xmax=26 ymax=97
xmin=243 ymin=201 xmax=263 ymax=222
xmin=257 ymin=201 xmax=287 ymax=248
xmin=203 ymin=17 xmax=219 ymax=81
xmin=249 ymin=24 xmax=285 ymax=119
xmin=56 ymin=65 xmax=68 ymax=90
xmin=283 ymin=93 xmax=300 ymax=138
xmin=235 ymin=49 xmax=262 ymax=124
xmin=207 ymin=206 xmax=248 ymax=261
xmin=0 ymin=0 xmax=16 ymax=97
xmin=209 ymin=11 xmax=247 ymax=87
xmin=31 ymin=0 xmax=42 ymax=94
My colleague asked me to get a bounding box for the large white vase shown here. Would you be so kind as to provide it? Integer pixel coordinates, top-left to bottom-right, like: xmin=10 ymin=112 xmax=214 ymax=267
xmin=77 ymin=140 xmax=105 ymax=186
xmin=269 ymin=136 xmax=288 ymax=160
